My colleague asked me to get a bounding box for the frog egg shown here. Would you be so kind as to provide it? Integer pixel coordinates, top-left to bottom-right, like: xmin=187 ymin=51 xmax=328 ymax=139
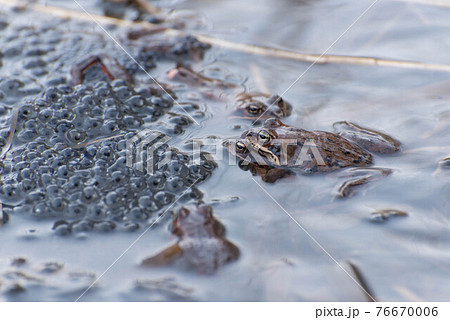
xmin=32 ymin=202 xmax=50 ymax=218
xmin=0 ymin=162 xmax=11 ymax=175
xmin=130 ymin=177 xmax=146 ymax=191
xmin=138 ymin=195 xmax=160 ymax=212
xmin=85 ymin=145 xmax=98 ymax=158
xmin=13 ymin=160 xmax=27 ymax=171
xmin=166 ymin=176 xmax=185 ymax=192
xmin=92 ymin=164 xmax=107 ymax=178
xmin=24 ymin=119 xmax=38 ymax=131
xmin=13 ymin=204 xmax=33 ymax=215
xmin=17 ymin=129 xmax=37 ymax=142
xmin=111 ymin=79 xmax=127 ymax=88
xmin=79 ymin=157 xmax=94 ymax=169
xmin=57 ymin=165 xmax=70 ymax=179
xmin=55 ymin=121 xmax=72 ymax=134
xmin=114 ymin=86 xmax=133 ymax=100
xmin=86 ymin=118 xmax=103 ymax=132
xmin=126 ymin=95 xmax=145 ymax=109
xmin=20 ymin=179 xmax=36 ymax=192
xmin=110 ymin=171 xmax=125 ymax=184
xmin=49 ymin=197 xmax=65 ymax=212
xmin=23 ymin=58 xmax=46 ymax=69
xmin=24 ymin=151 xmax=39 ymax=161
xmin=60 ymin=95 xmax=78 ymax=108
xmin=116 ymin=186 xmax=133 ymax=203
xmin=41 ymin=149 xmax=54 ymax=159
xmin=95 ymin=84 xmax=112 ymax=98
xmin=0 ymin=184 xmax=23 ymax=204
xmin=66 ymin=175 xmax=83 ymax=189
xmin=46 ymin=77 xmax=66 ymax=87
xmin=1 ymin=78 xmax=24 ymax=94
xmin=40 ymin=173 xmax=53 ymax=186
xmin=108 ymin=156 xmax=127 ymax=171
xmin=166 ymin=160 xmax=189 ymax=176
xmin=79 ymin=186 xmax=94 ymax=202
xmin=56 ymin=84 xmax=73 ymax=94
xmin=104 ymin=107 xmax=118 ymax=119
xmin=154 ymin=191 xmax=174 ymax=206
xmin=53 ymin=223 xmax=72 ymax=236
xmin=28 ymin=191 xmax=46 ymax=202
xmin=122 ymin=115 xmax=142 ymax=128
xmin=147 ymin=173 xmax=166 ymax=191
xmin=19 ymin=167 xmax=33 ymax=179
xmin=122 ymin=221 xmax=140 ymax=232
xmin=66 ymin=129 xmax=86 ymax=144
xmin=116 ymin=139 xmax=127 ymax=151
xmin=60 ymin=147 xmax=75 ymax=159
xmin=47 ymin=134 xmax=64 ymax=146
xmin=30 ymin=158 xmax=43 ymax=171
xmin=81 ymin=94 xmax=100 ymax=107
xmin=73 ymin=84 xmax=89 ymax=96
xmin=127 ymin=207 xmax=146 ymax=220
xmin=105 ymin=191 xmax=121 ymax=208
xmin=94 ymin=221 xmax=116 ymax=233
xmin=43 ymin=87 xmax=61 ymax=102
xmin=150 ymin=96 xmax=172 ymax=109
xmin=97 ymin=146 xmax=113 ymax=161
xmin=87 ymin=204 xmax=106 ymax=220
xmin=67 ymin=204 xmax=86 ymax=219
xmin=72 ymin=220 xmax=94 ymax=233
xmin=102 ymin=120 xmax=119 ymax=134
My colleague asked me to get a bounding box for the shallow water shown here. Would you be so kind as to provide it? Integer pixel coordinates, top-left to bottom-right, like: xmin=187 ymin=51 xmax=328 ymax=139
xmin=1 ymin=0 xmax=450 ymax=301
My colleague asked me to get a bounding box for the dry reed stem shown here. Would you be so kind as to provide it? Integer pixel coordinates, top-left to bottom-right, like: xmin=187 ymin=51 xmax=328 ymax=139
xmin=2 ymin=0 xmax=450 ymax=72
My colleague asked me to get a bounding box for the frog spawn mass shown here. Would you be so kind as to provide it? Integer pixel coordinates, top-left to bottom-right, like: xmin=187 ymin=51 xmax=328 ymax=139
xmin=0 ymin=81 xmax=216 ymax=235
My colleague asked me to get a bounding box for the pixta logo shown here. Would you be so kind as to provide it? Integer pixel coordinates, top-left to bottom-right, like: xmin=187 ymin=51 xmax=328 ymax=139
xmin=126 ymin=130 xmax=171 ymax=174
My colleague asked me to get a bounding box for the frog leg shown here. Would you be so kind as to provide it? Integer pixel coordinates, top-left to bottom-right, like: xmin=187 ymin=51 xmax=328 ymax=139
xmin=336 ymin=167 xmax=392 ymax=198
xmin=141 ymin=243 xmax=183 ymax=266
xmin=70 ymin=54 xmax=133 ymax=85
xmin=333 ymin=121 xmax=401 ymax=154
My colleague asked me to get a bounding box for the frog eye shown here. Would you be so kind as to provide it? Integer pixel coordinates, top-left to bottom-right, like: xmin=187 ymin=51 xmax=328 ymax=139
xmin=246 ymin=104 xmax=263 ymax=114
xmin=235 ymin=141 xmax=247 ymax=153
xmin=258 ymin=130 xmax=271 ymax=144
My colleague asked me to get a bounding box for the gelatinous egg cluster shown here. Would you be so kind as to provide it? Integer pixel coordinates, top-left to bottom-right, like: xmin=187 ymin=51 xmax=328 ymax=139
xmin=0 ymin=81 xmax=216 ymax=235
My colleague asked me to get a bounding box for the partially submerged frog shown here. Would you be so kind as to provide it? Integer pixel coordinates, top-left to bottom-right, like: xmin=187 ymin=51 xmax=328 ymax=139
xmin=232 ymin=92 xmax=292 ymax=120
xmin=166 ymin=65 xmax=292 ymax=120
xmin=141 ymin=204 xmax=239 ymax=274
xmin=225 ymin=118 xmax=400 ymax=183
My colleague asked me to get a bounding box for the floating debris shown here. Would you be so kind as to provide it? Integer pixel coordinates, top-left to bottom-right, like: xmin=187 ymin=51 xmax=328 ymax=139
xmin=337 ymin=168 xmax=393 ymax=198
xmin=370 ymin=209 xmax=408 ymax=223
xmin=346 ymin=261 xmax=377 ymax=302
xmin=0 ymin=258 xmax=96 ymax=301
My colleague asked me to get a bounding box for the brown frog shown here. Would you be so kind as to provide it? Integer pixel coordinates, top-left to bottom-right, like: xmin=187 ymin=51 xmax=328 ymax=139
xmin=232 ymin=92 xmax=292 ymax=120
xmin=165 ymin=65 xmax=292 ymax=120
xmin=141 ymin=204 xmax=239 ymax=274
xmin=225 ymin=118 xmax=400 ymax=183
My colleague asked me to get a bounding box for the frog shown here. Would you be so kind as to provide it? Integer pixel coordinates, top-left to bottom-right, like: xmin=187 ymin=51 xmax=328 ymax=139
xmin=141 ymin=204 xmax=239 ymax=274
xmin=225 ymin=118 xmax=400 ymax=183
xmin=165 ymin=65 xmax=293 ymax=120
xmin=232 ymin=92 xmax=292 ymax=120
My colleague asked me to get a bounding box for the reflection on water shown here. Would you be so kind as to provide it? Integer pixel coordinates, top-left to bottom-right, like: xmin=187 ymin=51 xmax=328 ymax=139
xmin=1 ymin=0 xmax=450 ymax=301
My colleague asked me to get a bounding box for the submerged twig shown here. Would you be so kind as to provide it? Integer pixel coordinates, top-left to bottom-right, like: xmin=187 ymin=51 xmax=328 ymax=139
xmin=0 ymin=106 xmax=20 ymax=160
xmin=2 ymin=0 xmax=450 ymax=72
xmin=249 ymin=62 xmax=270 ymax=94
xmin=346 ymin=261 xmax=377 ymax=302
xmin=70 ymin=134 xmax=126 ymax=149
